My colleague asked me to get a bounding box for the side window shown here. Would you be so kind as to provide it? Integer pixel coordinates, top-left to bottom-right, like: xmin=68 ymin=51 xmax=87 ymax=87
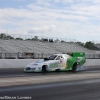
xmin=55 ymin=56 xmax=61 ymax=60
xmin=56 ymin=56 xmax=63 ymax=60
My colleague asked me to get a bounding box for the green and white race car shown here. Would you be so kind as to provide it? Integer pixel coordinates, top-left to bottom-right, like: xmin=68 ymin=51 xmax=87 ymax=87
xmin=24 ymin=52 xmax=86 ymax=72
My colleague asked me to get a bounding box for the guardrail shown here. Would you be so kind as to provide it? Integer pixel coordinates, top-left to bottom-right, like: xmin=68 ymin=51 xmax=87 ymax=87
xmin=0 ymin=52 xmax=100 ymax=59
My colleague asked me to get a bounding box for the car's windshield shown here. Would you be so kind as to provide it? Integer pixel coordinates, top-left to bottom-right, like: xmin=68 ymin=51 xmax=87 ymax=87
xmin=49 ymin=55 xmax=57 ymax=60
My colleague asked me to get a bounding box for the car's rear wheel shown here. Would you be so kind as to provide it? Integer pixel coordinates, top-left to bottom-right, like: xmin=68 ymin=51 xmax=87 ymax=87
xmin=72 ymin=63 xmax=77 ymax=72
xmin=42 ymin=65 xmax=47 ymax=72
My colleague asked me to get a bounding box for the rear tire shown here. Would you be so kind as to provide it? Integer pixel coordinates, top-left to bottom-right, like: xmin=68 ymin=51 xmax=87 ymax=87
xmin=72 ymin=63 xmax=77 ymax=72
xmin=42 ymin=65 xmax=47 ymax=72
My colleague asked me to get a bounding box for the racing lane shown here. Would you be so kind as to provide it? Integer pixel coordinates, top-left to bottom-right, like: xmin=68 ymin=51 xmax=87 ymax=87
xmin=0 ymin=68 xmax=77 ymax=78
xmin=0 ymin=66 xmax=100 ymax=78
xmin=0 ymin=79 xmax=100 ymax=100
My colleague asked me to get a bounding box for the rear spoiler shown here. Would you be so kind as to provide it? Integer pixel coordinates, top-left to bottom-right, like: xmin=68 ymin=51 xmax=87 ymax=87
xmin=71 ymin=52 xmax=85 ymax=57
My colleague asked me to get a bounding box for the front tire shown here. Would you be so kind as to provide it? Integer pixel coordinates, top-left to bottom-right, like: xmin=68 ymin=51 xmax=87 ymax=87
xmin=42 ymin=65 xmax=47 ymax=72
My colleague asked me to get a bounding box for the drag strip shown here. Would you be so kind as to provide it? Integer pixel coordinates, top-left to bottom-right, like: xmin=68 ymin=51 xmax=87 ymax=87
xmin=0 ymin=70 xmax=100 ymax=87
xmin=0 ymin=68 xmax=74 ymax=78
xmin=0 ymin=68 xmax=85 ymax=78
xmin=0 ymin=67 xmax=100 ymax=78
xmin=0 ymin=68 xmax=100 ymax=100
xmin=0 ymin=78 xmax=100 ymax=100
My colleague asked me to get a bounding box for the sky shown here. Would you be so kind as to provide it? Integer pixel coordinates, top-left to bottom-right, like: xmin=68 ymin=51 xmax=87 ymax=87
xmin=0 ymin=0 xmax=100 ymax=43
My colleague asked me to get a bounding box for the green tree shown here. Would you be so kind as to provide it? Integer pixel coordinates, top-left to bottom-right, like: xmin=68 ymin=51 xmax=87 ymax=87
xmin=77 ymin=42 xmax=84 ymax=47
xmin=0 ymin=33 xmax=14 ymax=39
xmin=0 ymin=33 xmax=6 ymax=39
xmin=26 ymin=38 xmax=31 ymax=40
xmin=6 ymin=35 xmax=14 ymax=39
xmin=85 ymin=41 xmax=99 ymax=50
xmin=34 ymin=36 xmax=38 ymax=40
xmin=61 ymin=40 xmax=65 ymax=42
xmin=16 ymin=38 xmax=23 ymax=40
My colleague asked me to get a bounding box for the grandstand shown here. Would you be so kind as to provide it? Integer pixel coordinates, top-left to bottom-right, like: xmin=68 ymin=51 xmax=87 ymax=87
xmin=0 ymin=39 xmax=94 ymax=54
xmin=0 ymin=33 xmax=99 ymax=59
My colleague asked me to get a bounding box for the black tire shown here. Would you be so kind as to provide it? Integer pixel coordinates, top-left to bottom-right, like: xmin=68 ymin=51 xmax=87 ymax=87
xmin=72 ymin=63 xmax=77 ymax=72
xmin=56 ymin=69 xmax=60 ymax=72
xmin=42 ymin=65 xmax=47 ymax=72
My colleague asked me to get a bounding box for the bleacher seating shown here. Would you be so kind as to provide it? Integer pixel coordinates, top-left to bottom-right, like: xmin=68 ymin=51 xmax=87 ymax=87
xmin=0 ymin=39 xmax=94 ymax=54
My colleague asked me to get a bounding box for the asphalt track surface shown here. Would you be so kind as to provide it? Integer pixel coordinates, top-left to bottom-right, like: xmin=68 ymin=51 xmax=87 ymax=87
xmin=0 ymin=68 xmax=100 ymax=100
xmin=0 ymin=66 xmax=100 ymax=78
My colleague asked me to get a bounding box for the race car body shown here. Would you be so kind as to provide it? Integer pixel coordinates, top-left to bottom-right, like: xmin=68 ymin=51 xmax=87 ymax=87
xmin=24 ymin=52 xmax=86 ymax=72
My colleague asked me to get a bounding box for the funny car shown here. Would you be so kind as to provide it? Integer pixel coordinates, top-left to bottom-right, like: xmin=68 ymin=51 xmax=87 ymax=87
xmin=24 ymin=52 xmax=86 ymax=72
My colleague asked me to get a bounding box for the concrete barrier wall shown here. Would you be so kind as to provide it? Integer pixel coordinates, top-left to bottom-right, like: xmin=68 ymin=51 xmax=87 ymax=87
xmin=84 ymin=59 xmax=100 ymax=66
xmin=0 ymin=59 xmax=41 ymax=69
xmin=0 ymin=59 xmax=100 ymax=69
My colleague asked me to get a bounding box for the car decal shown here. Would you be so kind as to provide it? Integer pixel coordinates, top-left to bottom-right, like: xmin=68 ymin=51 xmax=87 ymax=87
xmin=49 ymin=62 xmax=61 ymax=68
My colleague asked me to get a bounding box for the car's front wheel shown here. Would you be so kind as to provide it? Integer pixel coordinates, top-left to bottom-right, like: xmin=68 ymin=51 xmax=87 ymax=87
xmin=42 ymin=65 xmax=47 ymax=72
